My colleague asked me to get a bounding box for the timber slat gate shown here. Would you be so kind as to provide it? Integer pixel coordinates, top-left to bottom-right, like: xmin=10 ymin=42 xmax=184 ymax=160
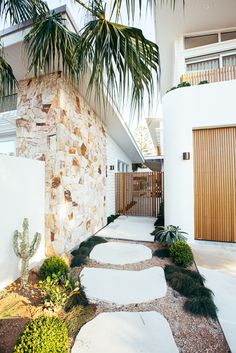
xmin=115 ymin=172 xmax=164 ymax=217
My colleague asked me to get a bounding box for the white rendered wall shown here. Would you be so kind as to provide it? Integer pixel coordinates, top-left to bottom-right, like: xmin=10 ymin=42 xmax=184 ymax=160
xmin=163 ymin=80 xmax=236 ymax=242
xmin=0 ymin=155 xmax=45 ymax=289
xmin=106 ymin=136 xmax=132 ymax=217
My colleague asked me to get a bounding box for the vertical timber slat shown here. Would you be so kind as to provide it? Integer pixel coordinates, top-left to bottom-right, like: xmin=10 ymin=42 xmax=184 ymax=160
xmin=194 ymin=127 xmax=236 ymax=242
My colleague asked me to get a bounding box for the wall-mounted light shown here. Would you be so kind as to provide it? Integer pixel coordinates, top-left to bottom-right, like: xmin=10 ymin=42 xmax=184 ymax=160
xmin=183 ymin=152 xmax=190 ymax=160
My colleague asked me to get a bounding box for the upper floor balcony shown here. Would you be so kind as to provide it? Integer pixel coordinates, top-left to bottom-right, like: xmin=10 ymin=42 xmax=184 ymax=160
xmin=180 ymin=66 xmax=236 ymax=86
xmin=0 ymin=94 xmax=17 ymax=114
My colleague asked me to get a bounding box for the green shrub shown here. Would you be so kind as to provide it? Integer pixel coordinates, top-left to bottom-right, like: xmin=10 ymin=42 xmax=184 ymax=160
xmin=165 ymin=265 xmax=205 ymax=285
xmin=13 ymin=315 xmax=69 ymax=353
xmin=153 ymin=248 xmax=170 ymax=258
xmin=184 ymin=296 xmax=218 ymax=319
xmin=198 ymin=80 xmax=209 ymax=85
xmin=151 ymin=225 xmax=187 ymax=245
xmin=39 ymin=256 xmax=68 ymax=280
xmin=170 ymin=240 xmax=194 ymax=267
xmin=167 ymin=272 xmax=198 ymax=297
xmin=71 ymin=255 xmax=87 ymax=267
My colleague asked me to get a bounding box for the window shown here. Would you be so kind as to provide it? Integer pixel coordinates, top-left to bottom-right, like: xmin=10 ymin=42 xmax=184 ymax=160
xmin=221 ymin=31 xmax=236 ymax=42
xmin=184 ymin=34 xmax=219 ymax=49
xmin=0 ymin=138 xmax=16 ymax=155
xmin=117 ymin=160 xmax=129 ymax=172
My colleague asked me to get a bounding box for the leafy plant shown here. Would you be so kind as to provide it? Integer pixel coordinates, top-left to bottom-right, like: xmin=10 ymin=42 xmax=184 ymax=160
xmin=151 ymin=225 xmax=187 ymax=245
xmin=198 ymin=80 xmax=209 ymax=85
xmin=39 ymin=256 xmax=69 ymax=280
xmin=39 ymin=275 xmax=78 ymax=311
xmin=184 ymin=296 xmax=218 ymax=319
xmin=13 ymin=315 xmax=69 ymax=353
xmin=153 ymin=248 xmax=170 ymax=258
xmin=13 ymin=218 xmax=41 ymax=287
xmin=65 ymin=284 xmax=89 ymax=312
xmin=170 ymin=240 xmax=194 ymax=267
xmin=177 ymin=81 xmax=191 ymax=88
xmin=166 ymin=81 xmax=191 ymax=93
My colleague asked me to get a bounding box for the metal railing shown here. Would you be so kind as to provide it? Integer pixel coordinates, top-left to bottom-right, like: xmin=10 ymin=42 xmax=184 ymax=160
xmin=0 ymin=94 xmax=17 ymax=113
xmin=180 ymin=66 xmax=236 ymax=86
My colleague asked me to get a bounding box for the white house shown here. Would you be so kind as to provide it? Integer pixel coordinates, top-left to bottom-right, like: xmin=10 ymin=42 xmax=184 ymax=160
xmin=155 ymin=0 xmax=236 ymax=243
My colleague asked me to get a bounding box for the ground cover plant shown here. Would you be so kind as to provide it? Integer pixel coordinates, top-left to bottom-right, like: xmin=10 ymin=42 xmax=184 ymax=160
xmin=13 ymin=315 xmax=69 ymax=353
xmin=164 ymin=265 xmax=218 ymax=319
xmin=71 ymin=236 xmax=107 ymax=267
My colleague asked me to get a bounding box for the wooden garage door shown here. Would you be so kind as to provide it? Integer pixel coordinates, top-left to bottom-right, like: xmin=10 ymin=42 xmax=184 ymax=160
xmin=194 ymin=127 xmax=236 ymax=242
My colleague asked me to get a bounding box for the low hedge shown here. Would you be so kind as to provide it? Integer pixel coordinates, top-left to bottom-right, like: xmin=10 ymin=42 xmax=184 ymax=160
xmin=170 ymin=240 xmax=194 ymax=267
xmin=39 ymin=256 xmax=69 ymax=280
xmin=13 ymin=315 xmax=69 ymax=353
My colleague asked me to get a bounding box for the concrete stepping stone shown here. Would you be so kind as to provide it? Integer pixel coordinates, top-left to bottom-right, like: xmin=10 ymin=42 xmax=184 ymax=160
xmin=71 ymin=312 xmax=179 ymax=353
xmin=80 ymin=267 xmax=166 ymax=305
xmin=89 ymin=242 xmax=152 ymax=265
xmin=96 ymin=216 xmax=154 ymax=242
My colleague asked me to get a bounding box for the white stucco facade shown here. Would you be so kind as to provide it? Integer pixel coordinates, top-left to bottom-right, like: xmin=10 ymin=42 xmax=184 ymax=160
xmin=106 ymin=135 xmax=132 ymax=217
xmin=163 ymin=80 xmax=236 ymax=241
xmin=0 ymin=155 xmax=45 ymax=289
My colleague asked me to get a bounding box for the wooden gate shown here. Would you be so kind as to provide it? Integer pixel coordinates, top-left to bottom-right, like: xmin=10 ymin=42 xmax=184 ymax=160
xmin=115 ymin=172 xmax=164 ymax=217
xmin=194 ymin=127 xmax=236 ymax=242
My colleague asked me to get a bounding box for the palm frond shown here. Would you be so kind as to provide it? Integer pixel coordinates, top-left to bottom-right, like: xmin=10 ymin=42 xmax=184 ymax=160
xmin=24 ymin=11 xmax=80 ymax=79
xmin=0 ymin=0 xmax=48 ymax=25
xmin=0 ymin=43 xmax=17 ymax=96
xmin=107 ymin=0 xmax=184 ymax=20
xmin=76 ymin=18 xmax=159 ymax=113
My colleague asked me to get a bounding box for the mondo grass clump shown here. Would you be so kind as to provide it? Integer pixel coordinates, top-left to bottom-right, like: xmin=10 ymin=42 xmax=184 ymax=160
xmin=184 ymin=297 xmax=218 ymax=319
xmin=71 ymin=236 xmax=107 ymax=268
xmin=164 ymin=265 xmax=205 ymax=285
xmin=13 ymin=315 xmax=69 ymax=353
xmin=167 ymin=272 xmax=198 ymax=297
xmin=39 ymin=256 xmax=69 ymax=280
xmin=164 ymin=265 xmax=218 ymax=319
xmin=153 ymin=248 xmax=170 ymax=258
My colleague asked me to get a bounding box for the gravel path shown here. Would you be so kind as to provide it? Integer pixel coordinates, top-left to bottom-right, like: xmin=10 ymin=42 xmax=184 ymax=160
xmin=76 ymin=237 xmax=229 ymax=353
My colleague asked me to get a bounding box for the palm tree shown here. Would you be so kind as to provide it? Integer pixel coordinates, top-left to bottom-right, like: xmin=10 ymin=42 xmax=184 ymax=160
xmin=0 ymin=0 xmax=178 ymax=113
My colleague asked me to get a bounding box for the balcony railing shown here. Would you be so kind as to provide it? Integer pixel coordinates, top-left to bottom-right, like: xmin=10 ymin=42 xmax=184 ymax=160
xmin=0 ymin=94 xmax=17 ymax=114
xmin=180 ymin=66 xmax=236 ymax=86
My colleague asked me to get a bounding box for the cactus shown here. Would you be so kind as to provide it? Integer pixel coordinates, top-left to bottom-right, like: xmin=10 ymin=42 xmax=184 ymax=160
xmin=13 ymin=218 xmax=41 ymax=287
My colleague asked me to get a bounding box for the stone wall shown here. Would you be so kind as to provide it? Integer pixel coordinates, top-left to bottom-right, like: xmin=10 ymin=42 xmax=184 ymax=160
xmin=16 ymin=73 xmax=107 ymax=255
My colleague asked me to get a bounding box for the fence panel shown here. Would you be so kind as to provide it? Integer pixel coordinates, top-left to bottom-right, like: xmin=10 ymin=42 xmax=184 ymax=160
xmin=115 ymin=172 xmax=164 ymax=217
